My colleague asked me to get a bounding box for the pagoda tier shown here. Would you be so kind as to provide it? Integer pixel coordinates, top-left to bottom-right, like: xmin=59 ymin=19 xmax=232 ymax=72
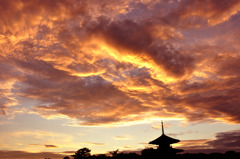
xmin=148 ymin=121 xmax=183 ymax=154
xmin=149 ymin=133 xmax=180 ymax=145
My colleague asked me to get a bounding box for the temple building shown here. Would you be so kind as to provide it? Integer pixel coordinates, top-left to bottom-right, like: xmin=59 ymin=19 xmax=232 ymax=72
xmin=149 ymin=121 xmax=183 ymax=158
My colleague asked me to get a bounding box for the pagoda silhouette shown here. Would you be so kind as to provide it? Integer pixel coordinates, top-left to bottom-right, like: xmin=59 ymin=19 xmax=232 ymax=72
xmin=149 ymin=121 xmax=183 ymax=159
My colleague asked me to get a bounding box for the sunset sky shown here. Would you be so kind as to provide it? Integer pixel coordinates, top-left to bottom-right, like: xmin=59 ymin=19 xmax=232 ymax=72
xmin=1 ymin=0 xmax=240 ymax=158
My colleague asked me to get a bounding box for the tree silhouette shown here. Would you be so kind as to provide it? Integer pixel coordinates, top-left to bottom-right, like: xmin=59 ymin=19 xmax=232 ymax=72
xmin=72 ymin=147 xmax=91 ymax=159
xmin=96 ymin=154 xmax=108 ymax=159
xmin=110 ymin=149 xmax=119 ymax=157
xmin=69 ymin=147 xmax=240 ymax=159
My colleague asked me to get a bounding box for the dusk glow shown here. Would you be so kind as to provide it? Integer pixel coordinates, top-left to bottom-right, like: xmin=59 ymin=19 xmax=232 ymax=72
xmin=0 ymin=0 xmax=240 ymax=158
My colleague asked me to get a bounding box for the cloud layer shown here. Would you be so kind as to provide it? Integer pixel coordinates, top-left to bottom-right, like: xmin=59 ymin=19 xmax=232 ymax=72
xmin=0 ymin=0 xmax=240 ymax=127
xmin=178 ymin=129 xmax=240 ymax=153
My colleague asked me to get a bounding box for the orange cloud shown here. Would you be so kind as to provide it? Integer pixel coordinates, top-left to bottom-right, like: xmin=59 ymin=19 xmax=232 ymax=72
xmin=0 ymin=0 xmax=240 ymax=127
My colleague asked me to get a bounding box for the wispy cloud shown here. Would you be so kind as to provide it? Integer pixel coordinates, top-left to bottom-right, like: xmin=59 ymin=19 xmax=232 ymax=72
xmin=81 ymin=143 xmax=105 ymax=146
xmin=113 ymin=135 xmax=132 ymax=140
xmin=45 ymin=145 xmax=59 ymax=148
xmin=28 ymin=144 xmax=59 ymax=148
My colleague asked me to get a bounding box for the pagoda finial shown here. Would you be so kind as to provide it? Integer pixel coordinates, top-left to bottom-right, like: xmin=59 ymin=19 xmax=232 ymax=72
xmin=161 ymin=120 xmax=164 ymax=134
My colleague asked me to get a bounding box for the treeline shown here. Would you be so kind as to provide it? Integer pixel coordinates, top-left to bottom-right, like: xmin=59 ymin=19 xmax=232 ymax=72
xmin=177 ymin=151 xmax=240 ymax=159
xmin=57 ymin=148 xmax=240 ymax=159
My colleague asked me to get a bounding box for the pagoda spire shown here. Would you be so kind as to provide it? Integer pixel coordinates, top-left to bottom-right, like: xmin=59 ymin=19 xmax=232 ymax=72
xmin=149 ymin=120 xmax=184 ymax=158
xmin=161 ymin=120 xmax=164 ymax=135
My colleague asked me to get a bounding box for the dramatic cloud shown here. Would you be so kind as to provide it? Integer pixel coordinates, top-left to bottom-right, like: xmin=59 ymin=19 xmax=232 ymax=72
xmin=0 ymin=0 xmax=240 ymax=126
xmin=85 ymin=18 xmax=195 ymax=77
xmin=1 ymin=0 xmax=240 ymax=156
xmin=178 ymin=129 xmax=240 ymax=153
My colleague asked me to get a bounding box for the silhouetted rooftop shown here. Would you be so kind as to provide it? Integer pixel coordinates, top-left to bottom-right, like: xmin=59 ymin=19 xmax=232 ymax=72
xmin=149 ymin=133 xmax=180 ymax=145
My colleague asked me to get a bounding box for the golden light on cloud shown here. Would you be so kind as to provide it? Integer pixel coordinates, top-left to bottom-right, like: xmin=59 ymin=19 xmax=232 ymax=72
xmin=84 ymin=39 xmax=178 ymax=84
xmin=1 ymin=0 xmax=240 ymax=157
xmin=72 ymin=70 xmax=106 ymax=77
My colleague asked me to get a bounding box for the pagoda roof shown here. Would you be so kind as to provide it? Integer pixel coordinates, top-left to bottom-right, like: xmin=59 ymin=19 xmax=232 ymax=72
xmin=149 ymin=134 xmax=180 ymax=145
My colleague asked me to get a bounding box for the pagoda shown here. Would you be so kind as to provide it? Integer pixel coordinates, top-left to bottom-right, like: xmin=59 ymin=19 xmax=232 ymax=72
xmin=149 ymin=121 xmax=183 ymax=158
